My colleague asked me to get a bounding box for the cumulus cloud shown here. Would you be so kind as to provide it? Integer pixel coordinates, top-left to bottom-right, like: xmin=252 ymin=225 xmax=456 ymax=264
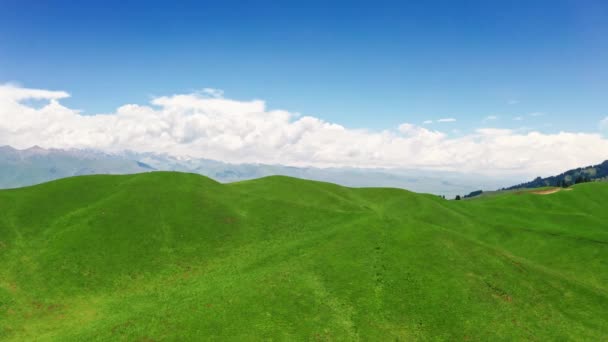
xmin=437 ymin=118 xmax=456 ymax=123
xmin=1 ymin=84 xmax=607 ymax=177
xmin=0 ymin=84 xmax=70 ymax=101
xmin=199 ymin=88 xmax=224 ymax=98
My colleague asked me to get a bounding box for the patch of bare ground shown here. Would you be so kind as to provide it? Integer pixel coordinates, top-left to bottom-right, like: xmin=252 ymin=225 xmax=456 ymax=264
xmin=529 ymin=188 xmax=573 ymax=195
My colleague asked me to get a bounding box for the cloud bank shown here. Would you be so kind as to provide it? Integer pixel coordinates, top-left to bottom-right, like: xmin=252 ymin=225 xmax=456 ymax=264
xmin=1 ymin=84 xmax=607 ymax=177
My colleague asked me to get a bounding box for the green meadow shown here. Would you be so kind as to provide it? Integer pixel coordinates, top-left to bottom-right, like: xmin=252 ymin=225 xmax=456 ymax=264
xmin=0 ymin=172 xmax=606 ymax=340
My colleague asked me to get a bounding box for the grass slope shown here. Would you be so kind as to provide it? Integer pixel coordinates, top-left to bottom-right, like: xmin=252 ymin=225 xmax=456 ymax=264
xmin=0 ymin=172 xmax=607 ymax=340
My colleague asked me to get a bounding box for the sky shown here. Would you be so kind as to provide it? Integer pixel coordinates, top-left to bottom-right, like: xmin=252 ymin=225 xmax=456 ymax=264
xmin=0 ymin=0 xmax=607 ymax=176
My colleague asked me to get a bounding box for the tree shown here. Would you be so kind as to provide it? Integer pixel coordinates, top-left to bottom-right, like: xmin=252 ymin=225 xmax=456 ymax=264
xmin=455 ymin=195 xmax=461 ymax=200
xmin=464 ymin=190 xmax=483 ymax=198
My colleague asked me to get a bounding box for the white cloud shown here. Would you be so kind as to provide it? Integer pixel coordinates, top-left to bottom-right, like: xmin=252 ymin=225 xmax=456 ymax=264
xmin=199 ymin=88 xmax=224 ymax=98
xmin=1 ymin=84 xmax=608 ymax=177
xmin=422 ymin=120 xmax=433 ymax=124
xmin=0 ymin=83 xmax=70 ymax=101
xmin=508 ymin=100 xmax=519 ymax=105
xmin=437 ymin=118 xmax=456 ymax=123
xmin=483 ymin=115 xmax=498 ymax=122
xmin=398 ymin=123 xmax=445 ymax=140
xmin=601 ymin=116 xmax=608 ymax=132
xmin=513 ymin=116 xmax=523 ymax=121
xmin=530 ymin=112 xmax=544 ymax=117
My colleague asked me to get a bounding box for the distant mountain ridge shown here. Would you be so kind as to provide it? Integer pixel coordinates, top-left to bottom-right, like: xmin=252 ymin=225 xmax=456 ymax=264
xmin=0 ymin=145 xmax=520 ymax=196
xmin=0 ymin=145 xmax=154 ymax=189
xmin=505 ymin=160 xmax=608 ymax=190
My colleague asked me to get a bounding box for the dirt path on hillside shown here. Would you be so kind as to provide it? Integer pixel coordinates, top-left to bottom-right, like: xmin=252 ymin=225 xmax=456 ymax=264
xmin=530 ymin=188 xmax=573 ymax=195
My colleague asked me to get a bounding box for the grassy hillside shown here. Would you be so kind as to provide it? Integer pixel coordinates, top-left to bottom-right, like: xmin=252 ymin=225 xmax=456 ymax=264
xmin=0 ymin=172 xmax=606 ymax=340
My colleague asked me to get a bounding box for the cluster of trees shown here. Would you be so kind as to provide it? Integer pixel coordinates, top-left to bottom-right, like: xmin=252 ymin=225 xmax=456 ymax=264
xmin=438 ymin=194 xmax=463 ymax=200
xmin=449 ymin=161 xmax=607 ymax=201
xmin=559 ymin=175 xmax=592 ymax=188
xmin=450 ymin=190 xmax=483 ymax=200
xmin=505 ymin=160 xmax=608 ymax=191
xmin=464 ymin=190 xmax=483 ymax=198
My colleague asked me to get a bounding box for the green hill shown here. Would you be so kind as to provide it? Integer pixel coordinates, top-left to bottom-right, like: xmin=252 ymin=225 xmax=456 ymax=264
xmin=1 ymin=172 xmax=606 ymax=340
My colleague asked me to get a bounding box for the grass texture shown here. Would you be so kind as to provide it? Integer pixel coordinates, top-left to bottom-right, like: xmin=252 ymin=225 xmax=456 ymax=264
xmin=0 ymin=172 xmax=606 ymax=340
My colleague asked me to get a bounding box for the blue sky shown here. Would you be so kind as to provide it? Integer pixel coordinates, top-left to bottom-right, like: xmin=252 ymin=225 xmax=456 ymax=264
xmin=1 ymin=0 xmax=606 ymax=134
xmin=1 ymin=1 xmax=608 ymax=176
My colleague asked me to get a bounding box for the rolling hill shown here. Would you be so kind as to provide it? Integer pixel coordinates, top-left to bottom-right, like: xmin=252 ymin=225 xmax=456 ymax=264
xmin=0 ymin=172 xmax=606 ymax=340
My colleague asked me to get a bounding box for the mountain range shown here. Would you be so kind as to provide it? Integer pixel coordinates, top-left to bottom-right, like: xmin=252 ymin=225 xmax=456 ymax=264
xmin=0 ymin=145 xmax=153 ymax=189
xmin=0 ymin=145 xmax=521 ymax=197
